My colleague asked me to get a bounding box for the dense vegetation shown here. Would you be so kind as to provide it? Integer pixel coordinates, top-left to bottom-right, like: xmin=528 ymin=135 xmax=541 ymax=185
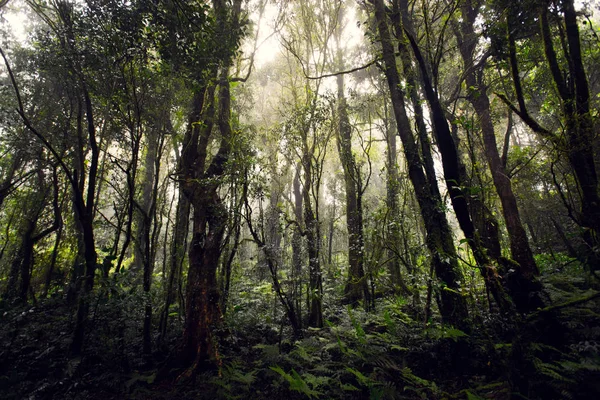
xmin=0 ymin=0 xmax=599 ymax=398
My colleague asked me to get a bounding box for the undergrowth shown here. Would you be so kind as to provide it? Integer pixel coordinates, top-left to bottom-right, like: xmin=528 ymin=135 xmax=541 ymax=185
xmin=1 ymin=262 xmax=599 ymax=399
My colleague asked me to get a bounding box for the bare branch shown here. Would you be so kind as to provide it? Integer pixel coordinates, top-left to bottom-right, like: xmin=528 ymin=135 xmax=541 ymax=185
xmin=495 ymin=92 xmax=554 ymax=138
xmin=0 ymin=46 xmax=76 ymax=187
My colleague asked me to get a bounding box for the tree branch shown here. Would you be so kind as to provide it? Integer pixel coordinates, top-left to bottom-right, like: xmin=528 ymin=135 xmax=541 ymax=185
xmin=0 ymin=46 xmax=76 ymax=187
xmin=495 ymin=93 xmax=554 ymax=138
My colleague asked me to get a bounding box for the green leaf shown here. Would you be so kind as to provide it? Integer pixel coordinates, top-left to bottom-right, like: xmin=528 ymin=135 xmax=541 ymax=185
xmin=466 ymin=390 xmax=485 ymax=400
xmin=341 ymin=383 xmax=360 ymax=391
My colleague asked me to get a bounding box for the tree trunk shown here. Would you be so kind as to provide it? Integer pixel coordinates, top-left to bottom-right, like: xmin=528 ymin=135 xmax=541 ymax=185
xmin=159 ymin=187 xmax=190 ymax=344
xmin=177 ymin=0 xmax=242 ymax=367
xmin=504 ymin=1 xmax=599 ymax=269
xmin=0 ymin=153 xmax=22 ymax=211
xmin=4 ymin=213 xmax=36 ymax=302
xmin=548 ymin=2 xmax=600 ymax=265
xmin=403 ymin=13 xmax=518 ymax=315
xmin=303 ymin=150 xmax=324 ymax=328
xmin=371 ymin=0 xmax=468 ymax=327
xmin=180 ymin=196 xmax=226 ymax=370
xmin=336 ymin=75 xmax=369 ymax=307
xmin=70 ymin=87 xmax=100 ymax=356
xmin=456 ymin=0 xmax=538 ymax=281
xmin=292 ymin=165 xmax=304 ymax=325
xmin=135 ymin=127 xmax=162 ymax=356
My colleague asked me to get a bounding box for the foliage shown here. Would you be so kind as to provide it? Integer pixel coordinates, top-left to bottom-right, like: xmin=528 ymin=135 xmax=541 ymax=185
xmin=0 ymin=0 xmax=599 ymax=399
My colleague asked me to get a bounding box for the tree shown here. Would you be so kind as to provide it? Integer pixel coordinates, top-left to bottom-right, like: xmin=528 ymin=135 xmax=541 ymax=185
xmin=493 ymin=0 xmax=600 ymax=268
xmin=451 ymin=0 xmax=540 ymax=312
xmin=333 ymin=1 xmax=370 ymax=308
xmin=368 ymin=0 xmax=469 ymax=328
xmin=152 ymin=0 xmax=246 ymax=373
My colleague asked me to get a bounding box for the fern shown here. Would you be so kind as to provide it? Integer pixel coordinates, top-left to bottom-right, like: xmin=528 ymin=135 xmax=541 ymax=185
xmin=425 ymin=326 xmax=469 ymax=342
xmin=400 ymin=367 xmax=439 ymax=396
xmin=534 ymin=357 xmax=575 ymax=383
xmin=326 ymin=319 xmax=348 ymax=355
xmin=270 ymin=365 xmax=322 ymax=399
xmin=345 ymin=366 xmax=372 ymax=387
xmin=348 ymin=306 xmax=367 ymax=344
xmin=292 ymin=342 xmax=320 ymax=364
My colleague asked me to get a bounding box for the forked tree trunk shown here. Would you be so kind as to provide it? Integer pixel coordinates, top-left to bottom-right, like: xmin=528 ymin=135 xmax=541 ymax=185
xmin=542 ymin=2 xmax=600 ymax=265
xmin=177 ymin=0 xmax=242 ymax=368
xmin=402 ymin=11 xmax=517 ymax=315
xmin=371 ymin=0 xmax=468 ymax=327
xmin=456 ymin=0 xmax=538 ymax=283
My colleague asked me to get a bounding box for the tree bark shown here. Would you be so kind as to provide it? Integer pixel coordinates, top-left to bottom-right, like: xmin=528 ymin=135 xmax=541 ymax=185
xmin=303 ymin=149 xmax=324 ymax=328
xmin=336 ymin=79 xmax=369 ymax=307
xmin=291 ymin=165 xmax=304 ymax=325
xmin=159 ymin=186 xmax=190 ymax=345
xmin=544 ymin=2 xmax=600 ymax=264
xmin=456 ymin=0 xmax=538 ymax=279
xmin=371 ymin=0 xmax=468 ymax=327
xmin=178 ymin=0 xmax=242 ymax=369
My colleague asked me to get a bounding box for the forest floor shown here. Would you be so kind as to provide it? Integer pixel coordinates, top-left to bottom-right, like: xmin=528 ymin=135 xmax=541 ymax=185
xmin=1 ymin=266 xmax=600 ymax=399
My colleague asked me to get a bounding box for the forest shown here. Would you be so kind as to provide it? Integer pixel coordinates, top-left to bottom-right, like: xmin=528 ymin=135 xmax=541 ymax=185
xmin=0 ymin=0 xmax=599 ymax=398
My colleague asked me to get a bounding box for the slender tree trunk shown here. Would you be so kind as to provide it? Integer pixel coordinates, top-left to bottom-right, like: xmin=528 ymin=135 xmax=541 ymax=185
xmin=135 ymin=128 xmax=161 ymax=356
xmin=220 ymin=181 xmax=242 ymax=315
xmin=384 ymin=108 xmax=399 ymax=283
xmin=243 ymin=173 xmax=304 ymax=338
xmin=43 ymin=222 xmax=63 ymax=298
xmin=303 ymin=152 xmax=323 ymax=328
xmin=336 ymin=76 xmax=369 ymax=307
xmin=292 ymin=165 xmax=304 ymax=325
xmin=371 ymin=0 xmax=468 ymax=327
xmin=19 ymin=169 xmax=61 ymax=302
xmin=456 ymin=1 xmax=538 ymax=281
xmin=402 ymin=11 xmax=518 ymax=314
xmin=70 ymin=86 xmax=100 ymax=356
xmin=545 ymin=2 xmax=600 ymax=264
xmin=4 ymin=215 xmax=36 ymax=302
xmin=135 ymin=129 xmax=159 ymax=279
xmin=159 ymin=187 xmax=190 ymax=344
xmin=0 ymin=153 xmax=22 ymax=210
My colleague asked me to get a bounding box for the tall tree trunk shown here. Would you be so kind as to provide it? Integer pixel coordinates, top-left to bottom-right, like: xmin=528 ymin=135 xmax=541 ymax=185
xmin=291 ymin=165 xmax=304 ymax=325
xmin=501 ymin=1 xmax=599 ymax=269
xmin=456 ymin=0 xmax=538 ymax=281
xmin=70 ymin=86 xmax=100 ymax=356
xmin=403 ymin=12 xmax=518 ymax=314
xmin=383 ymin=106 xmax=409 ymax=293
xmin=159 ymin=187 xmax=190 ymax=344
xmin=303 ymin=149 xmax=324 ymax=328
xmin=134 ymin=130 xmax=159 ymax=277
xmin=542 ymin=2 xmax=600 ymax=265
xmin=2 ymin=3 xmax=99 ymax=354
xmin=336 ymin=75 xmax=369 ymax=307
xmin=220 ymin=177 xmax=243 ymax=315
xmin=178 ymin=0 xmax=242 ymax=368
xmin=140 ymin=129 xmax=162 ymax=356
xmin=371 ymin=0 xmax=468 ymax=327
xmin=243 ymin=172 xmax=304 ymax=338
